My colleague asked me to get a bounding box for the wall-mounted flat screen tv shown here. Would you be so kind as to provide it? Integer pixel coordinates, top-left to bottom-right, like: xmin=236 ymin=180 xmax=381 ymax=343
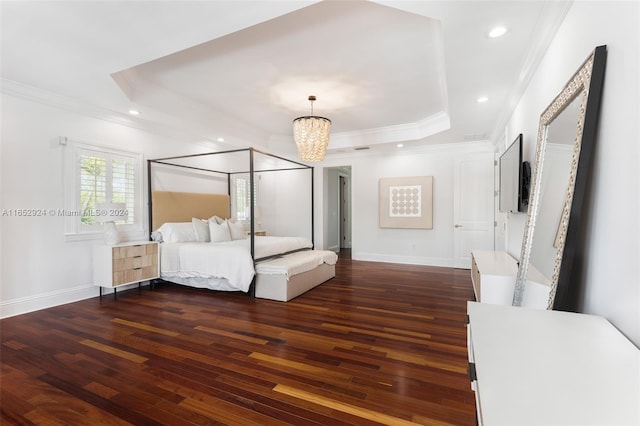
xmin=499 ymin=134 xmax=525 ymax=213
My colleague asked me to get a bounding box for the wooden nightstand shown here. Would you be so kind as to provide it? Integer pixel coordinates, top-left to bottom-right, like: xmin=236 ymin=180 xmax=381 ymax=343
xmin=93 ymin=241 xmax=159 ymax=298
xmin=247 ymin=230 xmax=267 ymax=236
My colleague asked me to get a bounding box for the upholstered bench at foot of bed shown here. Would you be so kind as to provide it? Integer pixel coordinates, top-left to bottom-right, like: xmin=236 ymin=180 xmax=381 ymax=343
xmin=254 ymin=250 xmax=337 ymax=301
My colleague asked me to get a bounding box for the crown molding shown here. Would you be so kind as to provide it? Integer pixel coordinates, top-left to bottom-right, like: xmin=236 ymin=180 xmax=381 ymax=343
xmin=325 ymin=139 xmax=493 ymax=162
xmin=0 ymin=78 xmax=225 ymax=148
xmin=489 ymin=0 xmax=573 ymax=147
xmin=2 ymin=78 xmax=143 ymax=128
xmin=267 ymin=109 xmax=451 ymax=157
xmin=329 ymin=110 xmax=451 ymax=149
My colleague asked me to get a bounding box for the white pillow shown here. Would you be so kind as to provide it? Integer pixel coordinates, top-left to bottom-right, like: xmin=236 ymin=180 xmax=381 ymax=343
xmin=157 ymin=222 xmax=197 ymax=243
xmin=227 ymin=219 xmax=246 ymax=240
xmin=208 ymin=219 xmax=231 ymax=243
xmin=192 ymin=218 xmax=210 ymax=242
xmin=209 ymin=215 xmax=225 ymax=225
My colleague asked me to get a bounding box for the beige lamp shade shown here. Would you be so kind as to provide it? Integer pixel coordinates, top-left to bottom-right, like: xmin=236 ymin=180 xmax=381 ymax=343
xmin=95 ymin=202 xmax=127 ymax=245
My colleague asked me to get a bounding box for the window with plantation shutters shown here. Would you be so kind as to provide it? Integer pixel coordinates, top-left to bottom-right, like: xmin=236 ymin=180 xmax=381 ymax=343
xmin=64 ymin=141 xmax=142 ymax=240
xmin=78 ymin=152 xmax=136 ymax=228
xmin=235 ymin=177 xmax=249 ymax=221
xmin=233 ymin=175 xmax=258 ymax=221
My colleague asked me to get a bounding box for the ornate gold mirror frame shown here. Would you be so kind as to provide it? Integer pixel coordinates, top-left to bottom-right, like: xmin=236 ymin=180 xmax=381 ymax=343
xmin=513 ymin=46 xmax=607 ymax=309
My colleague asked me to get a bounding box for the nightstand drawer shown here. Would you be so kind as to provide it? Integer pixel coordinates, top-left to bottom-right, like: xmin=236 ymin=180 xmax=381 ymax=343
xmin=113 ymin=265 xmax=157 ymax=286
xmin=113 ymin=254 xmax=157 ymax=272
xmin=113 ymin=243 xmax=157 ymax=259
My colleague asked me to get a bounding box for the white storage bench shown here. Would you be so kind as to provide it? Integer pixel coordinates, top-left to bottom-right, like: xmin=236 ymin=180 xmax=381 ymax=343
xmin=254 ymin=250 xmax=338 ymax=301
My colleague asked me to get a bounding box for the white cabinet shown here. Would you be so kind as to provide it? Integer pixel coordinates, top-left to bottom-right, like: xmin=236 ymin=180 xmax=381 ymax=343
xmin=470 ymin=250 xmax=518 ymax=304
xmin=93 ymin=241 xmax=159 ymax=296
xmin=467 ymin=301 xmax=640 ymax=425
xmin=471 ymin=250 xmax=552 ymax=308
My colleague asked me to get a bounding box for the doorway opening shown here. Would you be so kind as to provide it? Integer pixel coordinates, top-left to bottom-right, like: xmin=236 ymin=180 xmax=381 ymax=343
xmin=324 ymin=166 xmax=352 ymax=253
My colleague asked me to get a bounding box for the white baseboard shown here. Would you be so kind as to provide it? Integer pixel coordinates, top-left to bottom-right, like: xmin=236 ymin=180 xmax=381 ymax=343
xmin=352 ymin=252 xmax=453 ymax=268
xmin=0 ymin=282 xmax=146 ymax=319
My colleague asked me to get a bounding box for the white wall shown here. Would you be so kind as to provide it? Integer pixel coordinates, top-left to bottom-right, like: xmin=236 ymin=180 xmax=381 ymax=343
xmin=152 ymin=164 xmax=228 ymax=197
xmin=319 ymin=142 xmax=493 ymax=267
xmin=504 ymin=1 xmax=639 ymax=345
xmin=257 ymin=169 xmax=312 ymax=240
xmin=0 ymin=93 xmax=213 ymax=317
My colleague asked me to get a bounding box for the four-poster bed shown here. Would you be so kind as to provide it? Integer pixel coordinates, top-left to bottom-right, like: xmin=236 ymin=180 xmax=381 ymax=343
xmin=147 ymin=148 xmax=337 ymax=300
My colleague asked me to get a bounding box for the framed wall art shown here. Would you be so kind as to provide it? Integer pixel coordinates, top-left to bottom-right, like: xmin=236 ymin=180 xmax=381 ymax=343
xmin=379 ymin=176 xmax=433 ymax=229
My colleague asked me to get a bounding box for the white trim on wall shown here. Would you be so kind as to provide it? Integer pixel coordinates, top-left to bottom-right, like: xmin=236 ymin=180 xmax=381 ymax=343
xmin=0 ymin=282 xmax=147 ymax=319
xmin=355 ymin=252 xmax=452 ymax=268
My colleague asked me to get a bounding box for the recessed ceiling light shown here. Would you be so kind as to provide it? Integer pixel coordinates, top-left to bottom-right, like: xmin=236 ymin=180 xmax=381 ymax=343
xmin=477 ymin=96 xmax=489 ymax=103
xmin=488 ymin=26 xmax=507 ymax=38
xmin=397 ymin=143 xmax=404 ymax=148
xmin=128 ymin=109 xmax=140 ymax=115
xmin=216 ymin=137 xmax=225 ymax=142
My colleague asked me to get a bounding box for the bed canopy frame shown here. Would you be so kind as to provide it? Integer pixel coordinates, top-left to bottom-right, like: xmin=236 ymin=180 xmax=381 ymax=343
xmin=147 ymin=147 xmax=315 ymax=268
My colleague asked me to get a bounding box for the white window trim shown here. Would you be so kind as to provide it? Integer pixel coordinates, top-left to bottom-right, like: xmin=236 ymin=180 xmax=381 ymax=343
xmin=63 ymin=140 xmax=144 ymax=242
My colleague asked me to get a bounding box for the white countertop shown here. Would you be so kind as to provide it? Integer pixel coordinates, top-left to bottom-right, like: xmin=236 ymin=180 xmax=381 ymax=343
xmin=467 ymin=301 xmax=640 ymax=425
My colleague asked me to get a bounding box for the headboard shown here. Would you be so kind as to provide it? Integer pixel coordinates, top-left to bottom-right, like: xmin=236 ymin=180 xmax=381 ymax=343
xmin=151 ymin=191 xmax=230 ymax=231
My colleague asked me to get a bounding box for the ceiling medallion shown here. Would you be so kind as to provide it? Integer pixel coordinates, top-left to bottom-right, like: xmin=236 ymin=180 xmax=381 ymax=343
xmin=292 ymin=95 xmax=331 ymax=162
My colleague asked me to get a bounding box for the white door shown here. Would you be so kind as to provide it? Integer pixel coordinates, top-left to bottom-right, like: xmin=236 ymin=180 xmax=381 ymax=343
xmin=453 ymin=153 xmax=495 ymax=268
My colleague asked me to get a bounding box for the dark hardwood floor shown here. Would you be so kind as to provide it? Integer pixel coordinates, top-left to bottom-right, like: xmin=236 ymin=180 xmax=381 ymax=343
xmin=1 ymin=250 xmax=477 ymax=425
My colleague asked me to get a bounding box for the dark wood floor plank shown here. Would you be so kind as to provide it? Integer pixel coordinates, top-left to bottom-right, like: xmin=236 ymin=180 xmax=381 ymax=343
xmin=0 ymin=250 xmax=476 ymax=425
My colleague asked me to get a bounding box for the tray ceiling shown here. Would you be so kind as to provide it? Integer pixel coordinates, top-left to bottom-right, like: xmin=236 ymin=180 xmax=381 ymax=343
xmin=1 ymin=0 xmax=571 ymax=157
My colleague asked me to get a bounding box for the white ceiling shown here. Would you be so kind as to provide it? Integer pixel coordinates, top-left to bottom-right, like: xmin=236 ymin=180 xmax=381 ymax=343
xmin=1 ymin=0 xmax=571 ymax=159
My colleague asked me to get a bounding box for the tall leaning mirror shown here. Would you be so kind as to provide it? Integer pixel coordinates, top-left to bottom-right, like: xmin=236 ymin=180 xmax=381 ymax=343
xmin=513 ymin=45 xmax=607 ymax=309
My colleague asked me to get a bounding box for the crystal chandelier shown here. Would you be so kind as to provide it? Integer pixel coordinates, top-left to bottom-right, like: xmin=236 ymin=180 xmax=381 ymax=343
xmin=292 ymin=96 xmax=331 ymax=162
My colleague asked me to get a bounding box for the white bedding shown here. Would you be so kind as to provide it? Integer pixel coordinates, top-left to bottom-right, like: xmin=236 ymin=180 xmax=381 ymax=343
xmin=256 ymin=250 xmax=338 ymax=279
xmin=160 ymin=236 xmax=313 ymax=292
